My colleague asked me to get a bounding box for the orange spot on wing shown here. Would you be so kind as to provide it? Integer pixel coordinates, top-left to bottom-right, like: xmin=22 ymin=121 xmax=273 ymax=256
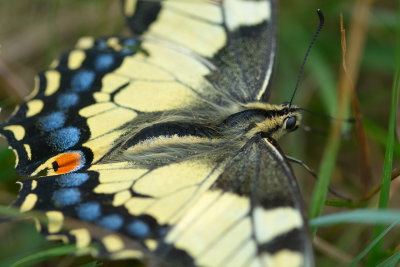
xmin=53 ymin=152 xmax=82 ymax=174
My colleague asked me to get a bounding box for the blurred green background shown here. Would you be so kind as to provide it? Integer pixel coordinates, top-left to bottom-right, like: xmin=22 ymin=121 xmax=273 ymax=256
xmin=0 ymin=0 xmax=398 ymax=266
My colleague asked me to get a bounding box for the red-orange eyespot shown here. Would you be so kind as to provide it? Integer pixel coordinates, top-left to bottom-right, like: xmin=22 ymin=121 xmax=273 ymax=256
xmin=52 ymin=151 xmax=84 ymax=174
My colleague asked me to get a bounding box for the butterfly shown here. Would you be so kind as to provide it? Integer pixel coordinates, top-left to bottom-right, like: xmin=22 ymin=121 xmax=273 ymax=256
xmin=0 ymin=0 xmax=314 ymax=266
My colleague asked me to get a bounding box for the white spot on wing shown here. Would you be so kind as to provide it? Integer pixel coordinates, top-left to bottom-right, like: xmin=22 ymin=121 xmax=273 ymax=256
xmin=224 ymin=0 xmax=271 ymax=31
xmin=261 ymin=250 xmax=304 ymax=267
xmin=254 ymin=207 xmax=303 ymax=243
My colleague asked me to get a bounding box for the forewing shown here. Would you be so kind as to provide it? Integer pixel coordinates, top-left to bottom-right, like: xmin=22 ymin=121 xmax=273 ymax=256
xmin=0 ymin=36 xmax=225 ymax=178
xmin=123 ymin=0 xmax=277 ymax=102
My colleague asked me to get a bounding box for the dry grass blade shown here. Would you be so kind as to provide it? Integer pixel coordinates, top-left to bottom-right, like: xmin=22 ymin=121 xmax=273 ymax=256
xmin=313 ymin=236 xmax=353 ymax=265
xmin=0 ymin=58 xmax=30 ymax=101
xmin=340 ymin=0 xmax=374 ymax=194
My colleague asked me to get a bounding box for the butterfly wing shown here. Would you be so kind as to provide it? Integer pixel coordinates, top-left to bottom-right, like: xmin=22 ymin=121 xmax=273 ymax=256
xmin=14 ymin=135 xmax=312 ymax=266
xmin=164 ymin=135 xmax=313 ymax=266
xmin=1 ymin=0 xmax=277 ymax=186
xmin=123 ymin=0 xmax=277 ymax=102
xmin=1 ymin=35 xmax=225 ymax=177
xmin=0 ymin=0 xmax=314 ymax=266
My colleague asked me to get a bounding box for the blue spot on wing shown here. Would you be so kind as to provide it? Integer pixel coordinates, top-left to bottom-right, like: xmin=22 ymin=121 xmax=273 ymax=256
xmin=57 ymin=93 xmax=79 ymax=109
xmin=96 ymin=40 xmax=108 ymax=50
xmin=95 ymin=54 xmax=114 ymax=71
xmin=71 ymin=70 xmax=95 ymax=92
xmin=158 ymin=227 xmax=168 ymax=237
xmin=127 ymin=220 xmax=149 ymax=238
xmin=38 ymin=111 xmax=65 ymax=132
xmin=76 ymin=202 xmax=101 ymax=221
xmin=48 ymin=127 xmax=80 ymax=151
xmin=124 ymin=39 xmax=136 ymax=46
xmin=96 ymin=214 xmax=124 ymax=230
xmin=52 ymin=188 xmax=81 ymax=206
xmin=56 ymin=172 xmax=89 ymax=187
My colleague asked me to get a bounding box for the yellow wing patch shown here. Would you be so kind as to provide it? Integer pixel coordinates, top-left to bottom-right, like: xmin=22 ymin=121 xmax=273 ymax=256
xmin=114 ymin=81 xmax=198 ymax=112
xmin=46 ymin=211 xmax=64 ymax=233
xmin=68 ymin=50 xmax=86 ymax=70
xmin=89 ymin=162 xmax=148 ymax=183
xmin=254 ymin=207 xmax=303 ymax=243
xmin=75 ymin=36 xmax=95 ymax=49
xmin=224 ymin=0 xmax=271 ymax=30
xmin=26 ymin=99 xmax=44 ymax=117
xmin=70 ymin=228 xmax=91 ymax=248
xmin=102 ymin=235 xmax=125 ymax=252
xmin=85 ymin=107 xmax=137 ymax=139
xmin=262 ymin=250 xmax=304 ymax=267
xmin=3 ymin=125 xmax=25 ymax=141
xmin=126 ymin=159 xmax=225 ymax=225
xmin=145 ymin=4 xmax=225 ymax=58
xmin=44 ymin=70 xmax=61 ymax=96
xmin=20 ymin=193 xmax=38 ymax=212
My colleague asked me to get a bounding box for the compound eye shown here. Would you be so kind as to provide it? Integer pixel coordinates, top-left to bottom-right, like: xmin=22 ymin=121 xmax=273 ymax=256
xmin=284 ymin=116 xmax=297 ymax=131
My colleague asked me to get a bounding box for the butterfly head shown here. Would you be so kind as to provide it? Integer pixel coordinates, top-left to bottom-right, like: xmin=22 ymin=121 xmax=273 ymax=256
xmin=281 ymin=103 xmax=301 ymax=131
xmin=242 ymin=102 xmax=301 ymax=141
xmin=265 ymin=103 xmax=301 ymax=140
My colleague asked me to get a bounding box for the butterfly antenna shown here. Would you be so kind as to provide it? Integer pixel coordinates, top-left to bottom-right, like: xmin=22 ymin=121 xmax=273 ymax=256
xmin=289 ymin=9 xmax=325 ymax=107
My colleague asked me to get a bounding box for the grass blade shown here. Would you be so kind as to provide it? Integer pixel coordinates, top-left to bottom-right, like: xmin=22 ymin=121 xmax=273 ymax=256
xmin=368 ymin=0 xmax=400 ymax=264
xmin=376 ymin=250 xmax=400 ymax=267
xmin=9 ymin=244 xmax=92 ymax=267
xmin=310 ymin=209 xmax=400 ymax=227
xmin=349 ymin=220 xmax=399 ymax=267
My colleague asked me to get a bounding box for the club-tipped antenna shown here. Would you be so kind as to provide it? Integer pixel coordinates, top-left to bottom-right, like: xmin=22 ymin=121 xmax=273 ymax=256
xmin=289 ymin=9 xmax=325 ymax=107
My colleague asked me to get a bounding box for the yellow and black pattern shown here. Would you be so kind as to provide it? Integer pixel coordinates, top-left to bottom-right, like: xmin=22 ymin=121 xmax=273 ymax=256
xmin=0 ymin=0 xmax=314 ymax=266
xmin=123 ymin=0 xmax=277 ymax=102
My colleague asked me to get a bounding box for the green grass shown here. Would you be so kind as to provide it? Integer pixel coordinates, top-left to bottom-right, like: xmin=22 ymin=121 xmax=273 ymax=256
xmin=0 ymin=0 xmax=399 ymax=266
xmin=368 ymin=0 xmax=400 ymax=264
xmin=376 ymin=250 xmax=400 ymax=267
xmin=277 ymin=1 xmax=399 ymax=266
xmin=8 ymin=244 xmax=93 ymax=267
xmin=351 ymin=220 xmax=399 ymax=267
xmin=310 ymin=210 xmax=400 ymax=226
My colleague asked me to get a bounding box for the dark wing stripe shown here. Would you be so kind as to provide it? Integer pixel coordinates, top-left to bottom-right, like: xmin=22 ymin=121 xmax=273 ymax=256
xmin=123 ymin=0 xmax=162 ymax=35
xmin=123 ymin=122 xmax=219 ymax=149
xmin=259 ymin=228 xmax=304 ymax=254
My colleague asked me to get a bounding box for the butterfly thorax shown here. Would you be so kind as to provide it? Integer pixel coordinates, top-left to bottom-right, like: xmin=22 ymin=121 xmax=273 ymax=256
xmin=121 ymin=103 xmax=300 ymax=166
